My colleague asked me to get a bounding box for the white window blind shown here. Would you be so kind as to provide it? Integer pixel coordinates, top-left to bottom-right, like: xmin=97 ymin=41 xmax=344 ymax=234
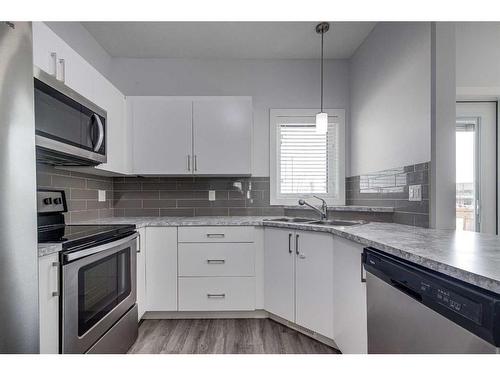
xmin=279 ymin=123 xmax=336 ymax=194
xmin=270 ymin=109 xmax=345 ymax=206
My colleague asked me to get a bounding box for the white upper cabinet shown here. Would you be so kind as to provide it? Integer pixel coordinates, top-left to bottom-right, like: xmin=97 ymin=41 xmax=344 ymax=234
xmin=130 ymin=97 xmax=193 ymax=175
xmin=193 ymin=97 xmax=252 ymax=175
xmin=130 ymin=96 xmax=252 ymax=176
xmin=93 ymin=79 xmax=129 ymax=175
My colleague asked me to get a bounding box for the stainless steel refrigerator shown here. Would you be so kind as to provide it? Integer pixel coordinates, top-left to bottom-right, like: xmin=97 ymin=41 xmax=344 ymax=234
xmin=0 ymin=21 xmax=39 ymax=353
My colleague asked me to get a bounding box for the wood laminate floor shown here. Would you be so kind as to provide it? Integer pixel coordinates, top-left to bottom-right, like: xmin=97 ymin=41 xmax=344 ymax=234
xmin=128 ymin=318 xmax=340 ymax=354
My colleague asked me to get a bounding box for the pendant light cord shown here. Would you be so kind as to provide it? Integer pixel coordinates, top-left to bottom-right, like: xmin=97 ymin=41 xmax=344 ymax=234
xmin=320 ymin=28 xmax=324 ymax=112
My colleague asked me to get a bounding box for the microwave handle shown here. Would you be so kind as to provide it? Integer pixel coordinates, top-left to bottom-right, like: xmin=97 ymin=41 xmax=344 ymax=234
xmin=92 ymin=114 xmax=104 ymax=152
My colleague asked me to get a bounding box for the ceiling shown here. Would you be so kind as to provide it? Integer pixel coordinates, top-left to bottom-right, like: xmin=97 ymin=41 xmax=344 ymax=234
xmin=82 ymin=22 xmax=376 ymax=59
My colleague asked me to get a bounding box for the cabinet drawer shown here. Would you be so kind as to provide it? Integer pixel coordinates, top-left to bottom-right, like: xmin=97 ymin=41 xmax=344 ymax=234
xmin=178 ymin=277 xmax=255 ymax=311
xmin=179 ymin=243 xmax=255 ymax=277
xmin=178 ymin=226 xmax=255 ymax=243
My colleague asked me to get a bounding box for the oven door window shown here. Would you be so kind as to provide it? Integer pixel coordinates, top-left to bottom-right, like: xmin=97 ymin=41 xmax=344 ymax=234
xmin=78 ymin=248 xmax=131 ymax=336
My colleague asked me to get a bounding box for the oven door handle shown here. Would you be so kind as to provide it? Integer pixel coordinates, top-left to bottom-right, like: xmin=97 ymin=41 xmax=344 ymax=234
xmin=64 ymin=233 xmax=138 ymax=263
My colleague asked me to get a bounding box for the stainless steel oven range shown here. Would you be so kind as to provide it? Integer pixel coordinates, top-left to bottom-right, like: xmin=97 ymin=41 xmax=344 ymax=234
xmin=37 ymin=189 xmax=138 ymax=354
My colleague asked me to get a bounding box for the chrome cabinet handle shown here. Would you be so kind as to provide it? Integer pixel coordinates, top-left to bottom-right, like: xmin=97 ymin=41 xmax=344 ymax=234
xmin=288 ymin=233 xmax=292 ymax=254
xmin=51 ymin=261 xmax=60 ymax=297
xmin=207 ymin=293 xmax=226 ymax=298
xmin=50 ymin=52 xmax=57 ymax=76
xmin=187 ymin=155 xmax=191 ymax=171
xmin=136 ymin=231 xmax=141 ymax=253
xmin=207 ymin=259 xmax=225 ymax=264
xmin=194 ymin=155 xmax=198 ymax=171
xmin=295 ymin=234 xmax=299 ymax=255
xmin=91 ymin=114 xmax=104 ymax=152
xmin=58 ymin=58 xmax=65 ymax=82
xmin=206 ymin=233 xmax=225 ymax=238
xmin=361 ymin=253 xmax=367 ymax=283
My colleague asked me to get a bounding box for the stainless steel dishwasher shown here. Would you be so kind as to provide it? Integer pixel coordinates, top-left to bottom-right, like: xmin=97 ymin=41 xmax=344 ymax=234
xmin=363 ymin=247 xmax=500 ymax=354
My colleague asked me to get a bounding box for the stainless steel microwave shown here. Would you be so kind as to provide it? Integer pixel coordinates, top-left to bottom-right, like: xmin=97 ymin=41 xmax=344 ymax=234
xmin=34 ymin=67 xmax=107 ymax=165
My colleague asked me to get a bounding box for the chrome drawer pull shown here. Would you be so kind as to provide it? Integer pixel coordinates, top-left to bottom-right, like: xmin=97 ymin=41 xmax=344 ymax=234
xmin=206 ymin=233 xmax=225 ymax=238
xmin=207 ymin=259 xmax=225 ymax=264
xmin=207 ymin=293 xmax=226 ymax=298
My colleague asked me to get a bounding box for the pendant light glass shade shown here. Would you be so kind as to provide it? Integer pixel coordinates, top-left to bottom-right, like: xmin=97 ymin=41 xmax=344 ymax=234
xmin=316 ymin=112 xmax=328 ymax=134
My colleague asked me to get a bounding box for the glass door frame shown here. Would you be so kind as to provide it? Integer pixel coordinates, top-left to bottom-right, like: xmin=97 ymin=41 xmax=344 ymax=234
xmin=456 ymin=117 xmax=481 ymax=232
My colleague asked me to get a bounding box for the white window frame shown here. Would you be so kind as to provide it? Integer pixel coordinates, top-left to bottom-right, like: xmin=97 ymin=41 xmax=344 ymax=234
xmin=269 ymin=108 xmax=345 ymax=206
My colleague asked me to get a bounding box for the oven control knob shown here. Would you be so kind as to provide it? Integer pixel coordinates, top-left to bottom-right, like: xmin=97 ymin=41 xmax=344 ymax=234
xmin=54 ymin=198 xmax=62 ymax=204
xmin=43 ymin=197 xmax=53 ymax=205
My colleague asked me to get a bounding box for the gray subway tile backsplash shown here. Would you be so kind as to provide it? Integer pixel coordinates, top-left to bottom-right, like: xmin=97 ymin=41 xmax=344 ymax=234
xmin=37 ymin=161 xmax=429 ymax=228
xmin=112 ymin=176 xmax=284 ymax=218
xmin=36 ymin=164 xmax=115 ymax=224
xmin=346 ymin=161 xmax=431 ymax=228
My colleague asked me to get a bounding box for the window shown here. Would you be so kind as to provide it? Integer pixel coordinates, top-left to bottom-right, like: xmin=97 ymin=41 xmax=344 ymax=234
xmin=270 ymin=109 xmax=345 ymax=206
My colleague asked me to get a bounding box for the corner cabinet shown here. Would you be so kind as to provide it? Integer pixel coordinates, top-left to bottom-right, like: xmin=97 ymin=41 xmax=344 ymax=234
xmin=264 ymin=228 xmax=334 ymax=339
xmin=332 ymin=236 xmax=368 ymax=354
xmin=129 ymin=96 xmax=252 ymax=176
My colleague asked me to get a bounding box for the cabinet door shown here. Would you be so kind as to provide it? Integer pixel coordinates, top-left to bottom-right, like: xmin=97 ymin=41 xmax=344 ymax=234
xmin=131 ymin=97 xmax=193 ymax=174
xmin=332 ymin=236 xmax=367 ymax=353
xmin=145 ymin=227 xmax=178 ymax=311
xmin=193 ymin=97 xmax=252 ymax=175
xmin=39 ymin=253 xmax=60 ymax=354
xmin=95 ymin=80 xmax=128 ymax=174
xmin=295 ymin=231 xmax=334 ymax=338
xmin=264 ymin=228 xmax=295 ymax=322
xmin=32 ymin=22 xmax=62 ymax=76
xmin=60 ymin=43 xmax=95 ymax=101
xmin=136 ymin=228 xmax=146 ymax=320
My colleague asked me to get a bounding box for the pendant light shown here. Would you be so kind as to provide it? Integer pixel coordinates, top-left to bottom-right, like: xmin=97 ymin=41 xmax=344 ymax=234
xmin=315 ymin=22 xmax=330 ymax=134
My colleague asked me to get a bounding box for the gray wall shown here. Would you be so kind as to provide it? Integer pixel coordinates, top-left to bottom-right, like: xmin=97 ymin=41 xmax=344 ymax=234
xmin=109 ymin=58 xmax=350 ymax=177
xmin=456 ymin=22 xmax=500 ymax=89
xmin=349 ymin=22 xmax=431 ymax=176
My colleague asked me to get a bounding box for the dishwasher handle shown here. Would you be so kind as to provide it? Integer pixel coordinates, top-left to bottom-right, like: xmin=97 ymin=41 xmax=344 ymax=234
xmin=390 ymin=278 xmax=422 ymax=302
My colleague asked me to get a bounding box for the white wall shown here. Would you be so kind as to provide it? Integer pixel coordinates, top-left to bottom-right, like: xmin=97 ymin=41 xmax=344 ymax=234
xmin=109 ymin=58 xmax=350 ymax=176
xmin=349 ymin=22 xmax=431 ymax=176
xmin=456 ymin=22 xmax=500 ymax=91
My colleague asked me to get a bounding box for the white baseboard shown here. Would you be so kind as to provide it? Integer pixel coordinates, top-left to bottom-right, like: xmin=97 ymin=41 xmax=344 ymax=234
xmin=142 ymin=309 xmax=269 ymax=320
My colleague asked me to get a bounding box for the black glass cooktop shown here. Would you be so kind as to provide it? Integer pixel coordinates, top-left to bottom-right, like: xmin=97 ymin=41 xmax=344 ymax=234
xmin=38 ymin=224 xmax=136 ymax=250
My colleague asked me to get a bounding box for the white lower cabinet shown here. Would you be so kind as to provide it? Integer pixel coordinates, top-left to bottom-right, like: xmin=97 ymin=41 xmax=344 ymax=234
xmin=264 ymin=228 xmax=334 ymax=339
xmin=332 ymin=236 xmax=368 ymax=354
xmin=295 ymin=231 xmax=334 ymax=339
xmin=264 ymin=228 xmax=295 ymax=322
xmin=178 ymin=277 xmax=255 ymax=311
xmin=38 ymin=252 xmax=60 ymax=354
xmin=145 ymin=227 xmax=178 ymax=311
xmin=136 ymin=228 xmax=146 ymax=320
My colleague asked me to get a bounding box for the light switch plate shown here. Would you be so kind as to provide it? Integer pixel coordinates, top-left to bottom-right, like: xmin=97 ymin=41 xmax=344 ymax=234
xmin=409 ymin=185 xmax=422 ymax=202
xmin=98 ymin=190 xmax=106 ymax=202
xmin=208 ymin=190 xmax=216 ymax=201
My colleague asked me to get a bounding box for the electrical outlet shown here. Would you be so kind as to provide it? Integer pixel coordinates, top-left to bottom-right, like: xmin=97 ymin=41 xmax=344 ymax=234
xmin=208 ymin=190 xmax=216 ymax=201
xmin=98 ymin=190 xmax=106 ymax=202
xmin=409 ymin=185 xmax=422 ymax=202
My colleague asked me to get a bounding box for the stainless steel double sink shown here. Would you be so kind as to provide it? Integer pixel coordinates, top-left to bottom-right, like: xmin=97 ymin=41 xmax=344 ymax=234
xmin=265 ymin=217 xmax=366 ymax=227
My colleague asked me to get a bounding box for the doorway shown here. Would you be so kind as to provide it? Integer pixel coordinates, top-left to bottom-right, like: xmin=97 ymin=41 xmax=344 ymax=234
xmin=456 ymin=102 xmax=497 ymax=234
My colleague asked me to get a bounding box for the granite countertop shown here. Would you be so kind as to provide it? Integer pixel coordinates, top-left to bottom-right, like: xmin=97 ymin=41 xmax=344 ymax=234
xmin=38 ymin=216 xmax=500 ymax=294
